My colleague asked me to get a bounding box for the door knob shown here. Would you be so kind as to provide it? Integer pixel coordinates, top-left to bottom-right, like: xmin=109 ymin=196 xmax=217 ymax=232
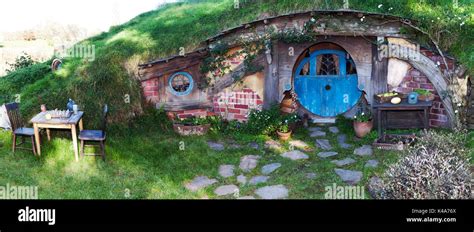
xmin=325 ymin=85 xmax=331 ymax=90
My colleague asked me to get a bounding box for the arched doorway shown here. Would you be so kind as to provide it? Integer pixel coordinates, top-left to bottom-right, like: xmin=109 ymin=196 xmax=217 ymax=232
xmin=293 ymin=43 xmax=361 ymax=117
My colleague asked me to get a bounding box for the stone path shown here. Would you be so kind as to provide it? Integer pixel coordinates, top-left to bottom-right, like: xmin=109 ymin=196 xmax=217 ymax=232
xmin=186 ymin=125 xmax=383 ymax=199
xmin=315 ymin=139 xmax=332 ymax=150
xmin=289 ymin=140 xmax=312 ymax=151
xmin=337 ymin=134 xmax=352 ymax=149
xmin=310 ymin=131 xmax=326 ymax=137
xmin=255 ymin=185 xmax=289 ymax=199
xmin=185 ymin=176 xmax=218 ymax=191
xmin=239 ymin=155 xmax=260 ymax=172
xmin=264 ymin=139 xmax=282 ymax=150
xmin=249 ymin=176 xmax=270 ymax=185
xmin=237 ymin=174 xmax=247 ymax=185
xmin=331 ymin=158 xmax=356 ymax=167
xmin=281 ymin=150 xmax=309 ymax=160
xmin=334 ymin=169 xmax=363 ymax=185
xmin=261 ymin=163 xmax=281 ymax=175
xmin=365 ymin=160 xmax=379 ymax=168
xmin=354 ymin=145 xmax=373 ymax=156
xmin=219 ymin=165 xmax=235 ymax=178
xmin=207 ymin=141 xmax=225 ymax=151
xmin=214 ymin=185 xmax=239 ymax=196
xmin=328 ymin=126 xmax=339 ymax=134
xmin=308 ymin=127 xmax=323 ymax=132
xmin=317 ymin=151 xmax=338 ymax=158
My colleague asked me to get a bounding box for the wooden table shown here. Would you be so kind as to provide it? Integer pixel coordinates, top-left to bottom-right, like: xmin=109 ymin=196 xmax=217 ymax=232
xmin=372 ymin=100 xmax=432 ymax=138
xmin=30 ymin=111 xmax=84 ymax=161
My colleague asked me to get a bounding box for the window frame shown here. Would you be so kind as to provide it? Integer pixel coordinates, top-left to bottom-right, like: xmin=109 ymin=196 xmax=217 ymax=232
xmin=168 ymin=71 xmax=194 ymax=96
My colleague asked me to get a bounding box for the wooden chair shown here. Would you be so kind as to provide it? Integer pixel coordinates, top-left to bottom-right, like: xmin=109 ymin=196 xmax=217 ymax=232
xmin=5 ymin=103 xmax=37 ymax=155
xmin=79 ymin=105 xmax=108 ymax=160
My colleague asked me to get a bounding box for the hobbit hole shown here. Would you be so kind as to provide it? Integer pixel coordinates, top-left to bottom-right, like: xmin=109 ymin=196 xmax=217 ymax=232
xmin=137 ymin=10 xmax=458 ymax=128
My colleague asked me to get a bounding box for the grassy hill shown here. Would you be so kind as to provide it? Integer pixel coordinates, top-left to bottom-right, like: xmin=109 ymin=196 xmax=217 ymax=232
xmin=0 ymin=0 xmax=472 ymax=127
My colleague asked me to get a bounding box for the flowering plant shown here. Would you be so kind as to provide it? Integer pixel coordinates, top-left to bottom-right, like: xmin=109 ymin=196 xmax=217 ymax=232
xmin=353 ymin=110 xmax=372 ymax=123
xmin=278 ymin=113 xmax=299 ymax=133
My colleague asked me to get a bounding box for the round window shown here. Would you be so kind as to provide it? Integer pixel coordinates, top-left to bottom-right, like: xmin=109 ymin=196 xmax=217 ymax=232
xmin=168 ymin=72 xmax=194 ymax=96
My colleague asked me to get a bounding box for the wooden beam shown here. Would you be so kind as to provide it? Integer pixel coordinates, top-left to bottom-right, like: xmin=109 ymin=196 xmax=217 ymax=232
xmin=371 ymin=37 xmax=388 ymax=98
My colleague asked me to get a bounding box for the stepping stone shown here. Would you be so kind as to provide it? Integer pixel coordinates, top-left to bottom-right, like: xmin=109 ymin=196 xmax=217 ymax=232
xmin=218 ymin=165 xmax=235 ymax=178
xmin=310 ymin=131 xmax=326 ymax=137
xmin=354 ymin=145 xmax=373 ymax=156
xmin=264 ymin=139 xmax=282 ymax=150
xmin=306 ymin=172 xmax=317 ymax=179
xmin=329 ymin=126 xmax=339 ymax=134
xmin=289 ymin=140 xmax=311 ymax=150
xmin=334 ymin=169 xmax=363 ymax=185
xmin=248 ymin=142 xmax=259 ymax=149
xmin=229 ymin=143 xmax=242 ymax=149
xmin=315 ymin=139 xmax=332 ymax=150
xmin=255 ymin=185 xmax=289 ymax=199
xmin=185 ymin=176 xmax=218 ymax=192
xmin=249 ymin=176 xmax=270 ymax=185
xmin=214 ymin=185 xmax=239 ymax=196
xmin=331 ymin=158 xmax=356 ymax=167
xmin=237 ymin=174 xmax=247 ymax=185
xmin=261 ymin=163 xmax=281 ymax=175
xmin=308 ymin=127 xmax=323 ymax=132
xmin=239 ymin=155 xmax=260 ymax=172
xmin=281 ymin=150 xmax=309 ymax=160
xmin=365 ymin=160 xmax=379 ymax=168
xmin=237 ymin=196 xmax=255 ymax=199
xmin=317 ymin=151 xmax=338 ymax=158
xmin=337 ymin=134 xmax=352 ymax=149
xmin=207 ymin=141 xmax=224 ymax=151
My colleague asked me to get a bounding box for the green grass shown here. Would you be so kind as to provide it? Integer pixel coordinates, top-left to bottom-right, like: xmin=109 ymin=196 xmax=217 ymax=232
xmin=0 ymin=115 xmax=401 ymax=199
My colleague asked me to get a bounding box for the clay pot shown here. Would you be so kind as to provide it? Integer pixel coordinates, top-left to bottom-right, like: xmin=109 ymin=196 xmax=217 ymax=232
xmin=280 ymin=93 xmax=297 ymax=114
xmin=353 ymin=120 xmax=373 ymax=138
xmin=277 ymin=130 xmax=292 ymax=141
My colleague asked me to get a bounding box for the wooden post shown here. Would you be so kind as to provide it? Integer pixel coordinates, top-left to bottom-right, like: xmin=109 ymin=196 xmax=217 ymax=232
xmin=371 ymin=37 xmax=388 ymax=129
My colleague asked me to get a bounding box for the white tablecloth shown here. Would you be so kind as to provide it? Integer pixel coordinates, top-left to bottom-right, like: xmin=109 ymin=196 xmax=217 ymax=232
xmin=0 ymin=104 xmax=11 ymax=129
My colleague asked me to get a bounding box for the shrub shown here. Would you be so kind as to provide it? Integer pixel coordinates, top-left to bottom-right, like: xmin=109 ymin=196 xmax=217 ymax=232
xmin=5 ymin=52 xmax=36 ymax=74
xmin=242 ymin=105 xmax=282 ymax=135
xmin=374 ymin=129 xmax=472 ymax=199
xmin=0 ymin=63 xmax=50 ymax=97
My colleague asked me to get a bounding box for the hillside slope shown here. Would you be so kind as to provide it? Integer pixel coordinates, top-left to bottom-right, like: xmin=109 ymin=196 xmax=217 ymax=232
xmin=0 ymin=0 xmax=472 ymax=127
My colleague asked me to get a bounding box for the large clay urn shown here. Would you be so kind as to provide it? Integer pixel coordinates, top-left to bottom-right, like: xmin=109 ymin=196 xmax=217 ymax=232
xmin=353 ymin=120 xmax=373 ymax=138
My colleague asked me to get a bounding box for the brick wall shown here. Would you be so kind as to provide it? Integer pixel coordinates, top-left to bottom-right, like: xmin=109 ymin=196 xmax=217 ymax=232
xmin=391 ymin=49 xmax=455 ymax=128
xmin=142 ymin=78 xmax=159 ymax=102
xmin=213 ymin=88 xmax=263 ymax=122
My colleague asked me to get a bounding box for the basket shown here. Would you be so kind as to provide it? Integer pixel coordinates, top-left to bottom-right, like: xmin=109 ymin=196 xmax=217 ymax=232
xmin=374 ymin=93 xmax=399 ymax=103
xmin=418 ymin=94 xmax=435 ymax=101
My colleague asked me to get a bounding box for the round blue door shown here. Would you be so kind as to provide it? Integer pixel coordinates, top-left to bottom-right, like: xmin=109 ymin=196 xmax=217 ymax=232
xmin=294 ymin=49 xmax=361 ymax=117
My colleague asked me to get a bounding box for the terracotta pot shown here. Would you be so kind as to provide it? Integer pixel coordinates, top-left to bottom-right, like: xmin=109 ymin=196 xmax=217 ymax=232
xmin=277 ymin=130 xmax=292 ymax=141
xmin=280 ymin=94 xmax=297 ymax=114
xmin=353 ymin=120 xmax=373 ymax=138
